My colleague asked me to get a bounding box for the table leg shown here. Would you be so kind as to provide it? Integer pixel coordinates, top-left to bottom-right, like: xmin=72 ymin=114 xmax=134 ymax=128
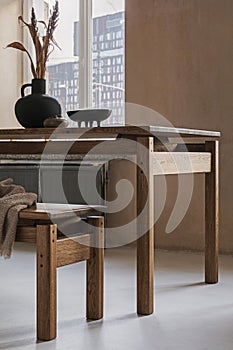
xmin=205 ymin=141 xmax=219 ymax=283
xmin=86 ymin=217 xmax=104 ymax=320
xmin=136 ymin=137 xmax=154 ymax=315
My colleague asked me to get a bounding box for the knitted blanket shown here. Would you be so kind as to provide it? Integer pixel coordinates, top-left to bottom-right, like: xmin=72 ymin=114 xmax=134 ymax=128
xmin=0 ymin=178 xmax=37 ymax=258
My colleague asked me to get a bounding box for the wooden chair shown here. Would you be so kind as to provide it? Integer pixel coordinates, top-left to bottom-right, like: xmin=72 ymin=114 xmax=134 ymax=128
xmin=15 ymin=203 xmax=104 ymax=341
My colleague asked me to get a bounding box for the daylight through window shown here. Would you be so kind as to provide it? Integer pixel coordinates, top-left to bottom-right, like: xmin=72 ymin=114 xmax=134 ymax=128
xmin=46 ymin=0 xmax=125 ymax=125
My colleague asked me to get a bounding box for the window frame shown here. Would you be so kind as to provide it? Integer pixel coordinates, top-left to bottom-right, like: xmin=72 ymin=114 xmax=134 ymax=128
xmin=23 ymin=0 xmax=125 ymax=121
xmin=79 ymin=0 xmax=93 ymax=108
xmin=23 ymin=0 xmax=93 ymax=109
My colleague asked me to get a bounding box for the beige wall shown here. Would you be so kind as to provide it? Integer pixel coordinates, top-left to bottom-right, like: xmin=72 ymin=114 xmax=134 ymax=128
xmin=0 ymin=0 xmax=22 ymax=128
xmin=125 ymin=0 xmax=233 ymax=252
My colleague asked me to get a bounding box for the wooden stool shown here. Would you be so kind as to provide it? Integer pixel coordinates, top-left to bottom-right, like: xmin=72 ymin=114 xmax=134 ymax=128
xmin=15 ymin=203 xmax=104 ymax=341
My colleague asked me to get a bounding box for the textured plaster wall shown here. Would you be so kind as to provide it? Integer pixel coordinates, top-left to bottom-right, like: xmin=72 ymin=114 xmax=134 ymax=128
xmin=125 ymin=0 xmax=233 ymax=252
xmin=0 ymin=0 xmax=22 ymax=128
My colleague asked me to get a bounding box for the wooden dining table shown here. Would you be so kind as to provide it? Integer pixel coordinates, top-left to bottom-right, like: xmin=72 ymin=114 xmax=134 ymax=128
xmin=0 ymin=125 xmax=220 ymax=315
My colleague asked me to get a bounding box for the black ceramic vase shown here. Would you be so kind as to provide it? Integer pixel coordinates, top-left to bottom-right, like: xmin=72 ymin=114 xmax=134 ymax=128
xmin=15 ymin=78 xmax=61 ymax=128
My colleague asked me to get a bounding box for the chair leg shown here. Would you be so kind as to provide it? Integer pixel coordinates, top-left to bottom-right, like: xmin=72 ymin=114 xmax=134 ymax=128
xmin=36 ymin=224 xmax=57 ymax=341
xmin=86 ymin=217 xmax=104 ymax=320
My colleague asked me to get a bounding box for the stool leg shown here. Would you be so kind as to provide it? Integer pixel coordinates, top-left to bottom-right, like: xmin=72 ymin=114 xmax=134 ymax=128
xmin=86 ymin=217 xmax=104 ymax=320
xmin=36 ymin=224 xmax=57 ymax=341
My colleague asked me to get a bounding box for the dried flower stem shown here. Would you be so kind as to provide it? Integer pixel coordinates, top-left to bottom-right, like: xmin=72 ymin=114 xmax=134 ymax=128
xmin=6 ymin=1 xmax=60 ymax=79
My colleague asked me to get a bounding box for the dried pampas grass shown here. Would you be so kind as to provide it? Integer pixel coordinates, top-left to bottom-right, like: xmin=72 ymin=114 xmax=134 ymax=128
xmin=6 ymin=1 xmax=60 ymax=79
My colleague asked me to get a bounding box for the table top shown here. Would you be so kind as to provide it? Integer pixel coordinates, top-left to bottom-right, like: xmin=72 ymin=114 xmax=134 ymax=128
xmin=0 ymin=126 xmax=220 ymax=140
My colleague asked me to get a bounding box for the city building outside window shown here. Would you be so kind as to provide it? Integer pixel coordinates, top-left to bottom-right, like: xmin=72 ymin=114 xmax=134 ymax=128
xmin=45 ymin=0 xmax=125 ymax=126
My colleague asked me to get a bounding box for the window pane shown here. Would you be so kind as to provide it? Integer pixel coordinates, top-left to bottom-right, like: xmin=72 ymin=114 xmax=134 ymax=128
xmin=47 ymin=0 xmax=79 ymax=118
xmin=92 ymin=0 xmax=125 ymax=125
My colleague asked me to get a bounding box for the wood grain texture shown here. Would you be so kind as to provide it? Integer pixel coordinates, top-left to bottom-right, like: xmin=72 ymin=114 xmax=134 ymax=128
xmin=36 ymin=224 xmax=57 ymax=341
xmin=136 ymin=137 xmax=154 ymax=315
xmin=15 ymin=226 xmax=36 ymax=243
xmin=56 ymin=235 xmax=91 ymax=267
xmin=205 ymin=141 xmax=219 ymax=283
xmin=152 ymin=152 xmax=211 ymax=175
xmin=0 ymin=139 xmax=137 ymax=155
xmin=86 ymin=217 xmax=104 ymax=320
xmin=0 ymin=138 xmax=179 ymax=156
xmin=19 ymin=203 xmax=103 ymax=220
xmin=0 ymin=126 xmax=220 ymax=140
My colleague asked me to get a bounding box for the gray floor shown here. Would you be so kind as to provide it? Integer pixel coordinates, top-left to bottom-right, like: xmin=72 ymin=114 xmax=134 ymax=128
xmin=0 ymin=244 xmax=233 ymax=350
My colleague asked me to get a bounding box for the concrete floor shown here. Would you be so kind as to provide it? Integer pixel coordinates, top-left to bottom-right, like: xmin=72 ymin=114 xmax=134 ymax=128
xmin=0 ymin=244 xmax=233 ymax=350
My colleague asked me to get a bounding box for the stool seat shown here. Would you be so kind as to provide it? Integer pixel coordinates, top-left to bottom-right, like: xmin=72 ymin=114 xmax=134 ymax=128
xmin=13 ymin=203 xmax=104 ymax=342
xmin=19 ymin=202 xmax=104 ymax=220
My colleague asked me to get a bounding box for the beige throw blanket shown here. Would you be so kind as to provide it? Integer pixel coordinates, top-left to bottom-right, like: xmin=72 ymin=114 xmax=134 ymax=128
xmin=0 ymin=178 xmax=37 ymax=258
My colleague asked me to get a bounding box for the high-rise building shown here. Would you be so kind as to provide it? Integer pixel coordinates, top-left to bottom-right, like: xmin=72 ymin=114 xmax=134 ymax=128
xmin=47 ymin=11 xmax=125 ymax=126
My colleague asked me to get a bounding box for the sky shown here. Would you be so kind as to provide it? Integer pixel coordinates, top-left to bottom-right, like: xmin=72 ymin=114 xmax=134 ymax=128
xmin=50 ymin=0 xmax=124 ymax=62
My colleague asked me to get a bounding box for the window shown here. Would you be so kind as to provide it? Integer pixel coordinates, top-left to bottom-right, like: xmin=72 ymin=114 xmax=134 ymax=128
xmin=25 ymin=0 xmax=125 ymax=125
xmin=46 ymin=0 xmax=80 ymax=116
